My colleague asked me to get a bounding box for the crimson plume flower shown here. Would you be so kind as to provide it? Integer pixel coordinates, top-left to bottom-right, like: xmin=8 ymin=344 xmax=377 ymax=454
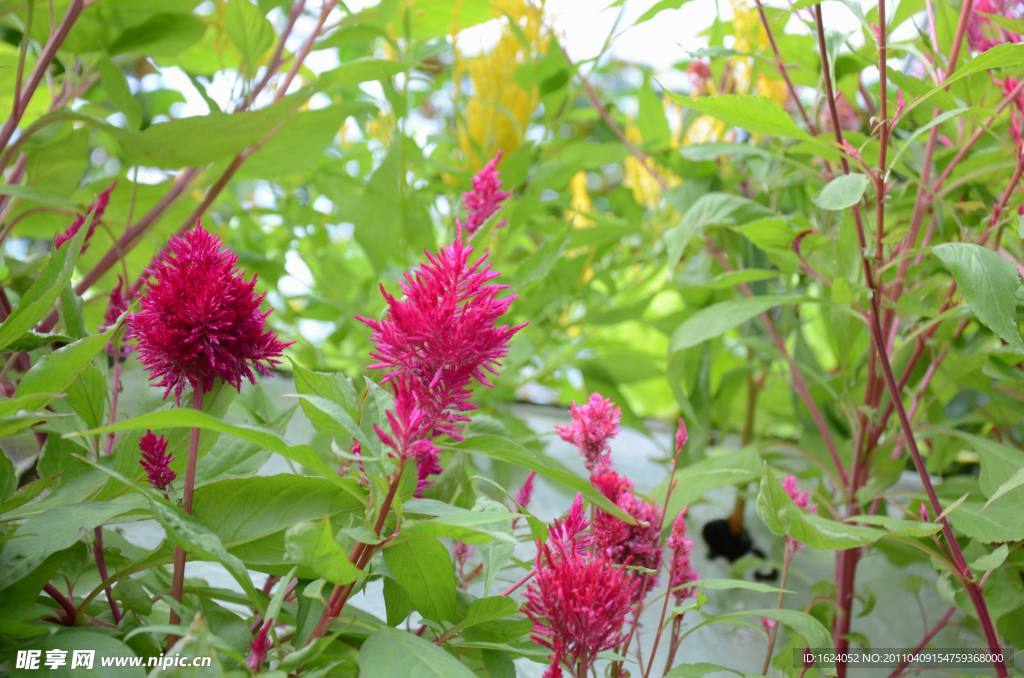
xmin=246 ymin=620 xmax=272 ymax=671
xmin=130 ymin=224 xmax=291 ymax=401
xmin=547 ymin=493 xmax=592 ymax=559
xmin=461 ymin=152 xmax=510 ymax=233
xmin=139 ymin=430 xmax=174 ymax=491
xmin=555 ymin=393 xmax=621 ymax=470
xmin=966 ymin=0 xmax=1022 ymax=52
xmin=514 ymin=470 xmax=536 ymax=509
xmin=590 ymin=464 xmax=663 ymax=600
xmin=667 ymin=508 xmax=699 ymax=602
xmin=54 ymin=182 xmax=116 ymax=252
xmin=674 ymin=417 xmax=688 ymax=454
xmin=524 ymin=542 xmax=636 ymax=675
xmin=360 ymin=232 xmax=523 ymax=491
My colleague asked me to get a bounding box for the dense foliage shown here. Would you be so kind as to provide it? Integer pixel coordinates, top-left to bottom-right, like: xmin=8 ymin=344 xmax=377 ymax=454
xmin=1 ymin=0 xmax=1023 ymax=676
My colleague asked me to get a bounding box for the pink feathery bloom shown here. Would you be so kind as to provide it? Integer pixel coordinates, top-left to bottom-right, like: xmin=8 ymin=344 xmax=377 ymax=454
xmin=515 ymin=470 xmax=537 ymax=509
xmin=590 ymin=464 xmax=663 ymax=601
xmin=547 ymin=493 xmax=592 ymax=559
xmin=53 ymin=182 xmax=116 ymax=252
xmin=139 ymin=430 xmax=175 ymax=491
xmin=782 ymin=474 xmax=815 ymax=550
xmin=919 ymin=503 xmax=929 ymax=522
xmin=358 ymin=233 xmax=524 ymax=443
xmin=966 ymin=0 xmax=1022 ymax=52
xmin=523 ymin=544 xmax=637 ymax=675
xmin=130 ymin=224 xmax=291 ymax=401
xmin=895 ymin=89 xmax=905 ymax=118
xmin=461 ymin=152 xmax=510 ymax=233
xmin=246 ymin=620 xmax=272 ymax=671
xmin=667 ymin=509 xmax=699 ymax=602
xmin=101 ymin=276 xmax=133 ymax=360
xmin=674 ymin=417 xmax=688 ymax=454
xmin=373 ymin=381 xmax=443 ymax=495
xmin=761 ymin=616 xmax=777 ymax=633
xmin=687 ymin=60 xmax=711 ymax=92
xmin=555 ymin=393 xmax=621 ymax=470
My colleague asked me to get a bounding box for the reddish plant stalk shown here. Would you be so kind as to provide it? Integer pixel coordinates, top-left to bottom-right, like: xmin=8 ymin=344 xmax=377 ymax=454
xmin=0 ymin=0 xmax=86 ymax=163
xmin=761 ymin=541 xmax=796 ymax=674
xmin=752 ymin=0 xmax=817 ymax=133
xmin=43 ymin=583 xmax=78 ymax=625
xmin=167 ymin=389 xmax=205 ymax=645
xmin=888 ymin=606 xmax=957 ymax=677
xmin=814 ymin=6 xmax=1006 ymax=674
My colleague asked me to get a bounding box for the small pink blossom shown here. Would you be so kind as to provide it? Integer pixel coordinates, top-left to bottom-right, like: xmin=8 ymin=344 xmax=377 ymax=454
xmin=524 ymin=542 xmax=636 ymax=675
xmin=674 ymin=417 xmax=688 ymax=453
xmin=547 ymin=493 xmax=592 ymax=560
xmin=101 ymin=275 xmax=133 ymax=361
xmin=895 ymin=89 xmax=905 ymax=118
xmin=515 ymin=470 xmax=536 ymax=509
xmin=919 ymin=503 xmax=929 ymax=522
xmin=139 ymin=430 xmax=174 ymax=491
xmin=246 ymin=620 xmax=272 ymax=671
xmin=555 ymin=393 xmax=621 ymax=470
xmin=782 ymin=474 xmax=816 ymax=550
xmin=667 ymin=509 xmax=699 ymax=602
xmin=687 ymin=61 xmax=712 ymax=92
xmin=761 ymin=616 xmax=777 ymax=633
xmin=54 ymin=182 xmax=116 ymax=252
xmin=966 ymin=0 xmax=1023 ymax=52
xmin=461 ymin=152 xmax=510 ymax=233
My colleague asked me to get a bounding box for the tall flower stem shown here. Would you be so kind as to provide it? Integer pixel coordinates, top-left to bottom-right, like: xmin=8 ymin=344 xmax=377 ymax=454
xmin=43 ymin=583 xmax=78 ymax=625
xmin=888 ymin=605 xmax=956 ymax=677
xmin=308 ymin=458 xmax=405 ymax=641
xmin=761 ymin=542 xmax=795 ymax=674
xmin=661 ymin=614 xmax=685 ymax=675
xmin=814 ymin=6 xmax=1006 ymax=675
xmin=167 ymin=389 xmax=205 ymax=644
xmin=92 ymin=357 xmax=125 ymax=624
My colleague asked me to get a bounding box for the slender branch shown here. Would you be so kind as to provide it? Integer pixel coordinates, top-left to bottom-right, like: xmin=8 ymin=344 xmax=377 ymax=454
xmin=752 ymin=0 xmax=816 ymax=133
xmin=43 ymin=583 xmax=78 ymax=625
xmin=0 ymin=0 xmax=86 ymax=163
xmin=761 ymin=542 xmax=795 ymax=674
xmin=888 ymin=606 xmax=956 ymax=677
xmin=92 ymin=528 xmax=122 ymax=623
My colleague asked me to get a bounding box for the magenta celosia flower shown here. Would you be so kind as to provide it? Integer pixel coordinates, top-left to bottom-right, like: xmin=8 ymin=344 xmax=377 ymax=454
xmin=515 ymin=470 xmax=536 ymax=509
xmin=547 ymin=493 xmax=592 ymax=559
xmin=555 ymin=393 xmax=621 ymax=470
xmin=590 ymin=464 xmax=663 ymax=601
xmin=358 ymin=233 xmax=524 ymax=444
xmin=373 ymin=381 xmax=444 ymax=495
xmin=667 ymin=509 xmax=699 ymax=602
xmin=54 ymin=182 xmax=116 ymax=252
xmin=139 ymin=430 xmax=175 ymax=491
xmin=246 ymin=620 xmax=272 ymax=671
xmin=130 ymin=224 xmax=291 ymax=401
xmin=967 ymin=0 xmax=1022 ymax=52
xmin=782 ymin=474 xmax=815 ymax=550
xmin=674 ymin=417 xmax=688 ymax=454
xmin=523 ymin=543 xmax=636 ymax=675
xmin=461 ymin=152 xmax=510 ymax=233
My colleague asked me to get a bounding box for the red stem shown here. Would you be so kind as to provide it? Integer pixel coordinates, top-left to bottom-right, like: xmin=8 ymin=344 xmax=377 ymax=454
xmin=43 ymin=583 xmax=78 ymax=625
xmin=888 ymin=606 xmax=956 ymax=677
xmin=752 ymin=0 xmax=817 ymax=134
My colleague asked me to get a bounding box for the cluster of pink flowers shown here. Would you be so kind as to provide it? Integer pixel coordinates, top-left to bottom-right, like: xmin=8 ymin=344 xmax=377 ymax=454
xmin=528 ymin=399 xmax=697 ymax=672
xmin=359 ymin=223 xmax=524 ymax=492
xmin=459 ymin=152 xmax=510 ymax=233
xmin=524 ymin=494 xmax=636 ymax=677
xmin=966 ymin=0 xmax=1022 ymax=52
xmin=554 ymin=393 xmax=621 ymax=470
xmin=667 ymin=509 xmax=699 ymax=602
xmin=139 ymin=430 xmax=174 ymax=491
xmin=998 ymin=77 xmax=1024 ymax=149
xmin=782 ymin=474 xmax=816 ymax=550
xmin=131 ymin=224 xmax=291 ymax=401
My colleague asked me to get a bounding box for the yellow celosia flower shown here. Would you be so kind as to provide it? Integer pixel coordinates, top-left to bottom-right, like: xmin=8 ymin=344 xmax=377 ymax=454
xmin=683 ymin=115 xmax=727 ymax=145
xmin=458 ymin=1 xmax=547 ymax=169
xmin=568 ymin=171 xmax=593 ymax=228
xmin=623 ymin=124 xmax=680 ymax=209
xmin=756 ymin=72 xmax=788 ymax=105
xmin=730 ymin=0 xmax=769 ymax=95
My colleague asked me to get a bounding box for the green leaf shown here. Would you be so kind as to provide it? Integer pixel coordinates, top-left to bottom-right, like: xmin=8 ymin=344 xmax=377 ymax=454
xmin=635 ymin=0 xmax=692 ymax=25
xmin=665 ymin=192 xmax=769 ymax=267
xmin=322 ymin=58 xmax=410 ymax=86
xmin=0 ymin=183 xmax=77 ymax=208
xmin=983 ymin=467 xmax=1024 ymax=509
xmin=705 ymin=608 xmax=832 ymax=649
xmin=462 ymin=596 xmax=518 ymax=630
xmin=71 ymin=408 xmax=346 ymax=485
xmin=933 ymin=243 xmax=1023 ymax=349
xmin=948 ymin=499 xmax=1024 ymax=543
xmin=15 ymin=329 xmax=112 ymax=404
xmin=756 ymin=466 xmax=884 ymax=549
xmin=0 ymin=217 xmax=89 ymax=352
xmin=666 ymin=663 xmax=744 ymax=677
xmin=15 ymin=630 xmax=144 ymax=677
xmin=970 ymin=544 xmax=1009 ymax=572
xmin=284 ymin=519 xmax=364 ymax=585
xmin=813 ymin=173 xmax=870 ymax=210
xmin=670 ymin=296 xmax=801 ymax=353
xmin=112 ymin=12 xmax=206 ymax=56
xmin=902 ymin=44 xmax=1024 ymax=118
xmin=450 ymin=435 xmax=636 ymax=524
xmin=0 ymin=451 xmax=15 ymax=501
xmin=695 ymin=578 xmax=791 ymax=594
xmin=846 ymin=514 xmax=941 ymax=538
xmin=887 ymin=107 xmax=968 ymax=174
xmin=224 ymin=0 xmax=274 ymax=73
xmin=149 ymin=498 xmax=259 ymax=603
xmin=669 ymin=93 xmax=812 ymax=140
xmin=359 ymin=627 xmax=475 ymax=677
xmin=637 ymin=80 xmax=671 ymax=148
xmin=382 ymin=529 xmax=458 ymax=623
xmin=98 ymin=55 xmax=141 ymax=130
xmin=663 ymin=447 xmax=760 ymax=518
xmin=405 ymin=499 xmax=516 ymax=544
